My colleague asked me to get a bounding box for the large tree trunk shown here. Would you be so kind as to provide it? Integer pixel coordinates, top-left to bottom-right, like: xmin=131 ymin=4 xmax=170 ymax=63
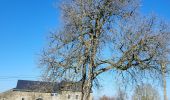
xmin=81 ymin=79 xmax=92 ymax=100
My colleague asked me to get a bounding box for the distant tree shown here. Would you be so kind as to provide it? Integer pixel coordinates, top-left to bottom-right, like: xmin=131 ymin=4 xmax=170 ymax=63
xmin=115 ymin=88 xmax=127 ymax=100
xmin=40 ymin=0 xmax=170 ymax=100
xmin=132 ymin=84 xmax=160 ymax=100
xmin=99 ymin=88 xmax=127 ymax=100
xmin=99 ymin=95 xmax=115 ymax=100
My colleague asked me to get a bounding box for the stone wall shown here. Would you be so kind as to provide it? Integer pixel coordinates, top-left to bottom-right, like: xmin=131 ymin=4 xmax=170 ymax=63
xmin=0 ymin=90 xmax=93 ymax=100
xmin=0 ymin=90 xmax=53 ymax=100
xmin=59 ymin=91 xmax=92 ymax=100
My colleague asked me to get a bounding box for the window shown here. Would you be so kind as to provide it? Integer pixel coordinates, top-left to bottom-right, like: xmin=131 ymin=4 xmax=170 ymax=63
xmin=67 ymin=86 xmax=71 ymax=90
xmin=76 ymin=95 xmax=79 ymax=99
xmin=51 ymin=93 xmax=57 ymax=96
xmin=36 ymin=98 xmax=43 ymax=100
xmin=68 ymin=95 xmax=71 ymax=99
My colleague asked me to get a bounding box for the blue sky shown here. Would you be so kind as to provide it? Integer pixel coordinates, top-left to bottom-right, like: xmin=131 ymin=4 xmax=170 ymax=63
xmin=0 ymin=0 xmax=170 ymax=99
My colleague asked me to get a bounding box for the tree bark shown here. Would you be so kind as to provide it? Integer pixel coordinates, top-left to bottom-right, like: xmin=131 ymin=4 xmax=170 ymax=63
xmin=81 ymin=79 xmax=92 ymax=100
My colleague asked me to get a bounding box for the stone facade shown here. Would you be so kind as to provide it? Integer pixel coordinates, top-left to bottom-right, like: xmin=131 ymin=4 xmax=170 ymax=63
xmin=0 ymin=90 xmax=93 ymax=100
xmin=0 ymin=80 xmax=93 ymax=100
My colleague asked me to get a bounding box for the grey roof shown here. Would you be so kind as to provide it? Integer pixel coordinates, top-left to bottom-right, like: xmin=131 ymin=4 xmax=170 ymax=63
xmin=13 ymin=80 xmax=82 ymax=93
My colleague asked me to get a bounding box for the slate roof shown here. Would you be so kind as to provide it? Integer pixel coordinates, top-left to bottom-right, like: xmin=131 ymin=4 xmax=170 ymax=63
xmin=13 ymin=80 xmax=82 ymax=93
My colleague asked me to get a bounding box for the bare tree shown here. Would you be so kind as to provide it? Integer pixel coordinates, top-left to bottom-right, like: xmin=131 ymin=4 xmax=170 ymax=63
xmin=40 ymin=0 xmax=170 ymax=100
xmin=115 ymin=88 xmax=127 ymax=100
xmin=162 ymin=63 xmax=167 ymax=100
xmin=99 ymin=95 xmax=115 ymax=100
xmin=132 ymin=84 xmax=160 ymax=100
xmin=156 ymin=27 xmax=170 ymax=100
xmin=99 ymin=88 xmax=127 ymax=100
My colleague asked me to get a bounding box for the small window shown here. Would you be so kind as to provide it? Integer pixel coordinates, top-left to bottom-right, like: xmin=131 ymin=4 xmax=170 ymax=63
xmin=76 ymin=95 xmax=79 ymax=99
xmin=36 ymin=98 xmax=43 ymax=100
xmin=67 ymin=86 xmax=71 ymax=90
xmin=22 ymin=98 xmax=24 ymax=100
xmin=51 ymin=93 xmax=57 ymax=96
xmin=68 ymin=95 xmax=71 ymax=99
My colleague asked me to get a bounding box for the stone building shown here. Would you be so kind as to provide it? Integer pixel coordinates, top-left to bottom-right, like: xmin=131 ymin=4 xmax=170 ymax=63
xmin=0 ymin=80 xmax=93 ymax=100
